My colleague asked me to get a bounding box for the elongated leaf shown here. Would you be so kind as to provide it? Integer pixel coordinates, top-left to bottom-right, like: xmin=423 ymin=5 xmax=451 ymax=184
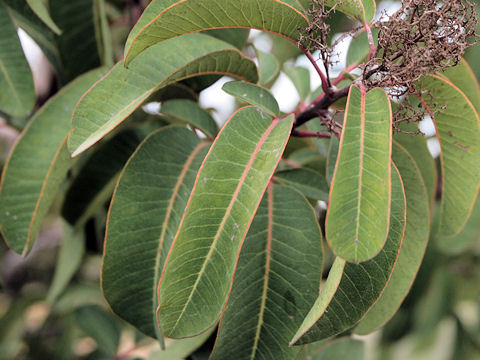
xmin=418 ymin=75 xmax=480 ymax=237
xmin=274 ymin=168 xmax=329 ymax=200
xmin=68 ymin=34 xmax=258 ymax=157
xmin=439 ymin=58 xmax=480 ymax=114
xmin=210 ymin=184 xmax=323 ymax=360
xmin=326 ymin=85 xmax=392 ymax=263
xmin=435 ymin=196 xmax=480 ymax=255
xmin=50 ymin=0 xmax=102 ymax=82
xmin=0 ymin=1 xmax=35 ymax=117
xmin=161 ymin=100 xmax=218 ymax=138
xmin=256 ymin=49 xmax=280 ymax=86
xmin=46 ymin=224 xmax=85 ymax=304
xmin=0 ymin=68 xmax=107 ymax=255
xmin=124 ymin=0 xmax=309 ymax=66
xmin=62 ymin=127 xmax=154 ymax=226
xmin=354 ymin=142 xmax=430 ymax=335
xmin=157 ymin=108 xmax=294 ymax=338
xmin=284 ymin=65 xmax=311 ymax=102
xmin=291 ymin=165 xmax=406 ymax=345
xmin=204 ymin=28 xmax=250 ymax=50
xmin=26 ymin=0 xmax=61 ymax=34
xmin=325 ymin=0 xmax=376 ymax=24
xmin=395 ymin=122 xmax=437 ymax=210
xmin=222 ymin=81 xmax=280 ymax=117
xmin=148 ymin=328 xmax=214 ymax=360
xmin=102 ymin=126 xmax=209 ymax=339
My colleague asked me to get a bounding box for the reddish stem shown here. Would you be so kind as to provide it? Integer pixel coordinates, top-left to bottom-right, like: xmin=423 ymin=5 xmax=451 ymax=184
xmin=299 ymin=45 xmax=332 ymax=95
xmin=364 ymin=23 xmax=376 ymax=62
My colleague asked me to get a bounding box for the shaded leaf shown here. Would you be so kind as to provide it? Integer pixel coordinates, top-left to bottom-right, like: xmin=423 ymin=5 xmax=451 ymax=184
xmin=26 ymin=0 xmax=61 ymax=34
xmin=222 ymin=81 xmax=280 ymax=117
xmin=62 ymin=127 xmax=154 ymax=226
xmin=326 ymin=85 xmax=392 ymax=263
xmin=283 ymin=65 xmax=311 ymax=102
xmin=299 ymin=337 xmax=365 ymax=360
xmin=124 ymin=0 xmax=309 ymax=66
xmin=102 ymin=126 xmax=209 ymax=339
xmin=0 ymin=68 xmax=107 ymax=255
xmin=274 ymin=168 xmax=329 ymax=200
xmin=68 ymin=33 xmax=258 ymax=157
xmin=418 ymin=75 xmax=480 ymax=237
xmin=161 ymin=100 xmax=219 ymax=138
xmin=203 ymin=28 xmax=250 ymax=50
xmin=50 ymin=0 xmax=102 ymax=82
xmin=355 ymin=142 xmax=430 ymax=335
xmin=256 ymin=48 xmax=280 ymax=86
xmin=325 ymin=0 xmax=376 ymax=24
xmin=0 ymin=1 xmax=35 ymax=117
xmin=291 ymin=165 xmax=406 ymax=344
xmin=148 ymin=328 xmax=214 ymax=360
xmin=326 ymin=136 xmax=339 ymax=186
xmin=46 ymin=224 xmax=85 ymax=304
xmin=157 ymin=108 xmax=294 ymax=338
xmin=346 ymin=27 xmax=378 ymax=66
xmin=210 ymin=184 xmax=323 ymax=360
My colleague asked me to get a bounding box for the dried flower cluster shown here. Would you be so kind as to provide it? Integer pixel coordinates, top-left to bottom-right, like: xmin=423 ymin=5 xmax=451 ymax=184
xmin=364 ymin=0 xmax=478 ymax=96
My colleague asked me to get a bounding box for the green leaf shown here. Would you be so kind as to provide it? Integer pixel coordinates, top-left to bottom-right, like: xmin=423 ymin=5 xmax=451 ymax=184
xmin=157 ymin=108 xmax=294 ymax=338
xmin=326 ymin=136 xmax=339 ymax=186
xmin=395 ymin=121 xmax=437 ymax=211
xmin=300 ymin=338 xmax=365 ymax=360
xmin=354 ymin=142 xmax=430 ymax=335
xmin=210 ymin=184 xmax=323 ymax=360
xmin=222 ymin=81 xmax=280 ymax=117
xmin=161 ymin=100 xmax=219 ymax=138
xmin=439 ymin=58 xmax=480 ymax=114
xmin=50 ymin=0 xmax=102 ymax=82
xmin=26 ymin=0 xmax=62 ymax=35
xmin=46 ymin=223 xmax=85 ymax=304
xmin=68 ymin=33 xmax=258 ymax=157
xmin=325 ymin=0 xmax=376 ymax=24
xmin=326 ymin=85 xmax=392 ymax=263
xmin=61 ymin=127 xmax=153 ymax=226
xmin=0 ymin=1 xmax=35 ymax=117
xmin=203 ymin=28 xmax=250 ymax=50
xmin=148 ymin=328 xmax=214 ymax=360
xmin=306 ymin=119 xmax=330 ymax=157
xmin=124 ymin=0 xmax=309 ymax=66
xmin=274 ymin=168 xmax=329 ymax=200
xmin=418 ymin=75 xmax=480 ymax=237
xmin=74 ymin=305 xmax=121 ymax=356
xmin=346 ymin=27 xmax=378 ymax=66
xmin=0 ymin=68 xmax=107 ymax=255
xmin=435 ymin=196 xmax=480 ymax=255
xmin=291 ymin=165 xmax=406 ymax=345
xmin=256 ymin=49 xmax=280 ymax=86
xmin=102 ymin=126 xmax=209 ymax=339
xmin=283 ymin=65 xmax=311 ymax=102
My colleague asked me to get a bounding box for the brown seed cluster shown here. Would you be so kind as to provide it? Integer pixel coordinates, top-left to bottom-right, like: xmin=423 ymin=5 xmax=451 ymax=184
xmin=364 ymin=0 xmax=478 ymax=96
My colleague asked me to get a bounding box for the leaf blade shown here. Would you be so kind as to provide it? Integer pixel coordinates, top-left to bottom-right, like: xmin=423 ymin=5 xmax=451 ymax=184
xmin=68 ymin=33 xmax=258 ymax=157
xmin=157 ymin=108 xmax=294 ymax=338
xmin=222 ymin=81 xmax=280 ymax=117
xmin=326 ymin=85 xmax=392 ymax=263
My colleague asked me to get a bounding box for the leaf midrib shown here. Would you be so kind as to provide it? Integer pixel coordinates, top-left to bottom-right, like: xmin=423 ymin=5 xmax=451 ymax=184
xmin=168 ymin=118 xmax=281 ymax=334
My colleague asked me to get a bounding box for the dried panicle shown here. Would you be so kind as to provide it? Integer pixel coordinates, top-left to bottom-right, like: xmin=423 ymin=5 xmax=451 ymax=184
xmin=364 ymin=0 xmax=478 ymax=96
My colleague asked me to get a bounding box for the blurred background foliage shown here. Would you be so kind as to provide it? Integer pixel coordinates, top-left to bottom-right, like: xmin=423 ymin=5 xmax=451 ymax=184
xmin=0 ymin=0 xmax=479 ymax=359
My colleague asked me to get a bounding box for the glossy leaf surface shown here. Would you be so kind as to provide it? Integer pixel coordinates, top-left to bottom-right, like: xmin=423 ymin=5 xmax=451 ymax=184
xmin=124 ymin=0 xmax=309 ymax=66
xmin=157 ymin=108 xmax=294 ymax=338
xmin=355 ymin=142 xmax=430 ymax=335
xmin=211 ymin=184 xmax=323 ymax=360
xmin=326 ymin=85 xmax=392 ymax=263
xmin=419 ymin=75 xmax=480 ymax=237
xmin=0 ymin=1 xmax=35 ymax=117
xmin=103 ymin=126 xmax=209 ymax=338
xmin=222 ymin=81 xmax=280 ymax=117
xmin=68 ymin=34 xmax=258 ymax=157
xmin=161 ymin=99 xmax=219 ymax=138
xmin=291 ymin=165 xmax=406 ymax=344
xmin=0 ymin=68 xmax=106 ymax=255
